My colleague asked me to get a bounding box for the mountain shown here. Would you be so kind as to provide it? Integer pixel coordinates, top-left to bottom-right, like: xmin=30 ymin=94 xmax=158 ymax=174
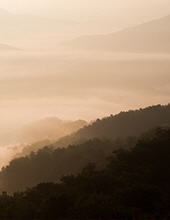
xmin=9 ymin=118 xmax=87 ymax=157
xmin=64 ymin=14 xmax=170 ymax=53
xmin=0 ymin=8 xmax=12 ymax=17
xmin=0 ymin=8 xmax=120 ymax=49
xmin=0 ymin=127 xmax=170 ymax=219
xmin=0 ymin=138 xmax=119 ymax=193
xmin=52 ymin=104 xmax=170 ymax=149
xmin=1 ymin=117 xmax=87 ymax=147
xmin=1 ymin=104 xmax=170 ymax=193
xmin=17 ymin=117 xmax=87 ymax=143
xmin=0 ymin=43 xmax=18 ymax=51
xmin=0 ymin=117 xmax=87 ymax=168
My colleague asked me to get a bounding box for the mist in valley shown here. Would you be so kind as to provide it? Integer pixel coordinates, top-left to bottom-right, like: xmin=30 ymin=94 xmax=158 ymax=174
xmin=1 ymin=48 xmax=170 ymax=168
xmin=0 ymin=0 xmax=170 ymax=213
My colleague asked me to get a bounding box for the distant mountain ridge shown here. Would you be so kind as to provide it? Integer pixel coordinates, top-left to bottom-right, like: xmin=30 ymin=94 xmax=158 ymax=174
xmin=0 ymin=8 xmax=121 ymax=48
xmin=64 ymin=14 xmax=170 ymax=53
xmin=1 ymin=117 xmax=87 ymax=147
xmin=0 ymin=117 xmax=87 ymax=169
xmin=0 ymin=43 xmax=18 ymax=51
xmin=0 ymin=8 xmax=12 ymax=17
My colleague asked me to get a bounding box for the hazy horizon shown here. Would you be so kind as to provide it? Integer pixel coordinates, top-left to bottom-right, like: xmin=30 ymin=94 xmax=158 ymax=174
xmin=0 ymin=1 xmax=170 ymax=49
xmin=0 ymin=1 xmax=170 ymax=167
xmin=1 ymin=49 xmax=170 ymax=132
xmin=0 ymin=2 xmax=170 ymax=215
xmin=1 ymin=0 xmax=170 ymax=23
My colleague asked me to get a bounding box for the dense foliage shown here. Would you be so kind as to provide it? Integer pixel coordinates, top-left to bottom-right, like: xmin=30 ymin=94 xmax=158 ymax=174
xmin=0 ymin=127 xmax=170 ymax=219
xmin=52 ymin=104 xmax=170 ymax=148
xmin=1 ymin=138 xmax=133 ymax=194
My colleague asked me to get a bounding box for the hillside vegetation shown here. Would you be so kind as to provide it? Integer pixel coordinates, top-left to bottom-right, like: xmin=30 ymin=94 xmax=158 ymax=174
xmin=1 ymin=118 xmax=87 ymax=154
xmin=0 ymin=138 xmax=128 ymax=193
xmin=0 ymin=127 xmax=170 ymax=219
xmin=1 ymin=104 xmax=170 ymax=193
xmin=52 ymin=104 xmax=170 ymax=148
xmin=15 ymin=118 xmax=87 ymax=144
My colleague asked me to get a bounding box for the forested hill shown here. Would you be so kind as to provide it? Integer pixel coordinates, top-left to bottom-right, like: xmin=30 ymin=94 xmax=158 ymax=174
xmin=53 ymin=104 xmax=170 ymax=148
xmin=0 ymin=138 xmax=128 ymax=194
xmin=1 ymin=118 xmax=87 ymax=148
xmin=15 ymin=118 xmax=87 ymax=144
xmin=1 ymin=104 xmax=170 ymax=193
xmin=0 ymin=127 xmax=170 ymax=219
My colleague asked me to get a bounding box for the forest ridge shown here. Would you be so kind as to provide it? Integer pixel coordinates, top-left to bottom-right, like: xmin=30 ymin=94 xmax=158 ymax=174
xmin=0 ymin=1 xmax=170 ymax=219
xmin=0 ymin=126 xmax=170 ymax=219
xmin=1 ymin=104 xmax=170 ymax=194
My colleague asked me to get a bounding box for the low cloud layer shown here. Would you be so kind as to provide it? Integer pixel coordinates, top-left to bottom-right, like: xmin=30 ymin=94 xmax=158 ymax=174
xmin=0 ymin=50 xmax=170 ymax=135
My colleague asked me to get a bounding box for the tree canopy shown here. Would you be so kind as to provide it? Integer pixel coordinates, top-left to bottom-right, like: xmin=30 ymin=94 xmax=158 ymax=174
xmin=0 ymin=127 xmax=170 ymax=219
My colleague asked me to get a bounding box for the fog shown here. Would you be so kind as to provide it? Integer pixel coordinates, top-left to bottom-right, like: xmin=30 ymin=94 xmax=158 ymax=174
xmin=1 ymin=0 xmax=170 ymax=24
xmin=0 ymin=49 xmax=170 ymax=167
xmin=0 ymin=1 xmax=170 ymax=168
xmin=1 ymin=49 xmax=170 ymax=133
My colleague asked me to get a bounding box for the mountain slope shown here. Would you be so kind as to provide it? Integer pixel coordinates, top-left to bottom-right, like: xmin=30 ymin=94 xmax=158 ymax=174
xmin=17 ymin=117 xmax=87 ymax=143
xmin=52 ymin=104 xmax=170 ymax=148
xmin=1 ymin=104 xmax=170 ymax=193
xmin=1 ymin=117 xmax=87 ymax=147
xmin=0 ymin=118 xmax=87 ymax=169
xmin=0 ymin=8 xmax=120 ymax=48
xmin=0 ymin=138 xmax=118 ymax=193
xmin=1 ymin=127 xmax=169 ymax=219
xmin=65 ymin=14 xmax=170 ymax=53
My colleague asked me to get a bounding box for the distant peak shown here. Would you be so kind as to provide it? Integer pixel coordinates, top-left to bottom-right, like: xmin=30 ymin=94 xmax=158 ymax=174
xmin=0 ymin=43 xmax=19 ymax=51
xmin=0 ymin=8 xmax=13 ymax=16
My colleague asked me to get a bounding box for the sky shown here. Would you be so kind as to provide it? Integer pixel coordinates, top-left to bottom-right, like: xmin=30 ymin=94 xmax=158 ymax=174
xmin=0 ymin=0 xmax=170 ymax=23
xmin=0 ymin=0 xmax=170 ymax=147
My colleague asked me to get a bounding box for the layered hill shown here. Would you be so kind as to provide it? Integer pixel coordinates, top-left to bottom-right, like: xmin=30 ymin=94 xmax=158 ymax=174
xmin=16 ymin=117 xmax=87 ymax=143
xmin=53 ymin=104 xmax=170 ymax=148
xmin=12 ymin=118 xmax=87 ymax=157
xmin=1 ymin=104 xmax=170 ymax=193
xmin=65 ymin=14 xmax=170 ymax=53
xmin=1 ymin=117 xmax=87 ymax=146
xmin=1 ymin=127 xmax=170 ymax=219
xmin=0 ymin=118 xmax=87 ymax=174
xmin=0 ymin=8 xmax=120 ymax=48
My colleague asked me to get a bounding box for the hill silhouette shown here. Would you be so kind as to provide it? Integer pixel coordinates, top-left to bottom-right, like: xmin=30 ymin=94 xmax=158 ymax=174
xmin=1 ymin=104 xmax=170 ymax=193
xmin=52 ymin=104 xmax=170 ymax=149
xmin=65 ymin=14 xmax=170 ymax=53
xmin=0 ymin=127 xmax=169 ymax=219
xmin=0 ymin=8 xmax=120 ymax=49
xmin=0 ymin=138 xmax=120 ymax=193
xmin=1 ymin=117 xmax=87 ymax=146
xmin=16 ymin=117 xmax=87 ymax=144
xmin=2 ymin=117 xmax=87 ymax=158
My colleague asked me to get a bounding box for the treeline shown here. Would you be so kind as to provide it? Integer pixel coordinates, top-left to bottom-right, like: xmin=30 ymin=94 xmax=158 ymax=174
xmin=0 ymin=138 xmax=136 ymax=194
xmin=0 ymin=127 xmax=170 ymax=219
xmin=9 ymin=104 xmax=170 ymax=159
xmin=1 ymin=118 xmax=87 ymax=149
xmin=1 ymin=103 xmax=170 ymax=194
xmin=52 ymin=104 xmax=170 ymax=149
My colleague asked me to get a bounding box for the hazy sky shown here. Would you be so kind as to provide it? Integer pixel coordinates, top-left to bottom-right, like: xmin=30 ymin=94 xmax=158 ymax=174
xmin=0 ymin=0 xmax=170 ymax=147
xmin=0 ymin=0 xmax=170 ymax=23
